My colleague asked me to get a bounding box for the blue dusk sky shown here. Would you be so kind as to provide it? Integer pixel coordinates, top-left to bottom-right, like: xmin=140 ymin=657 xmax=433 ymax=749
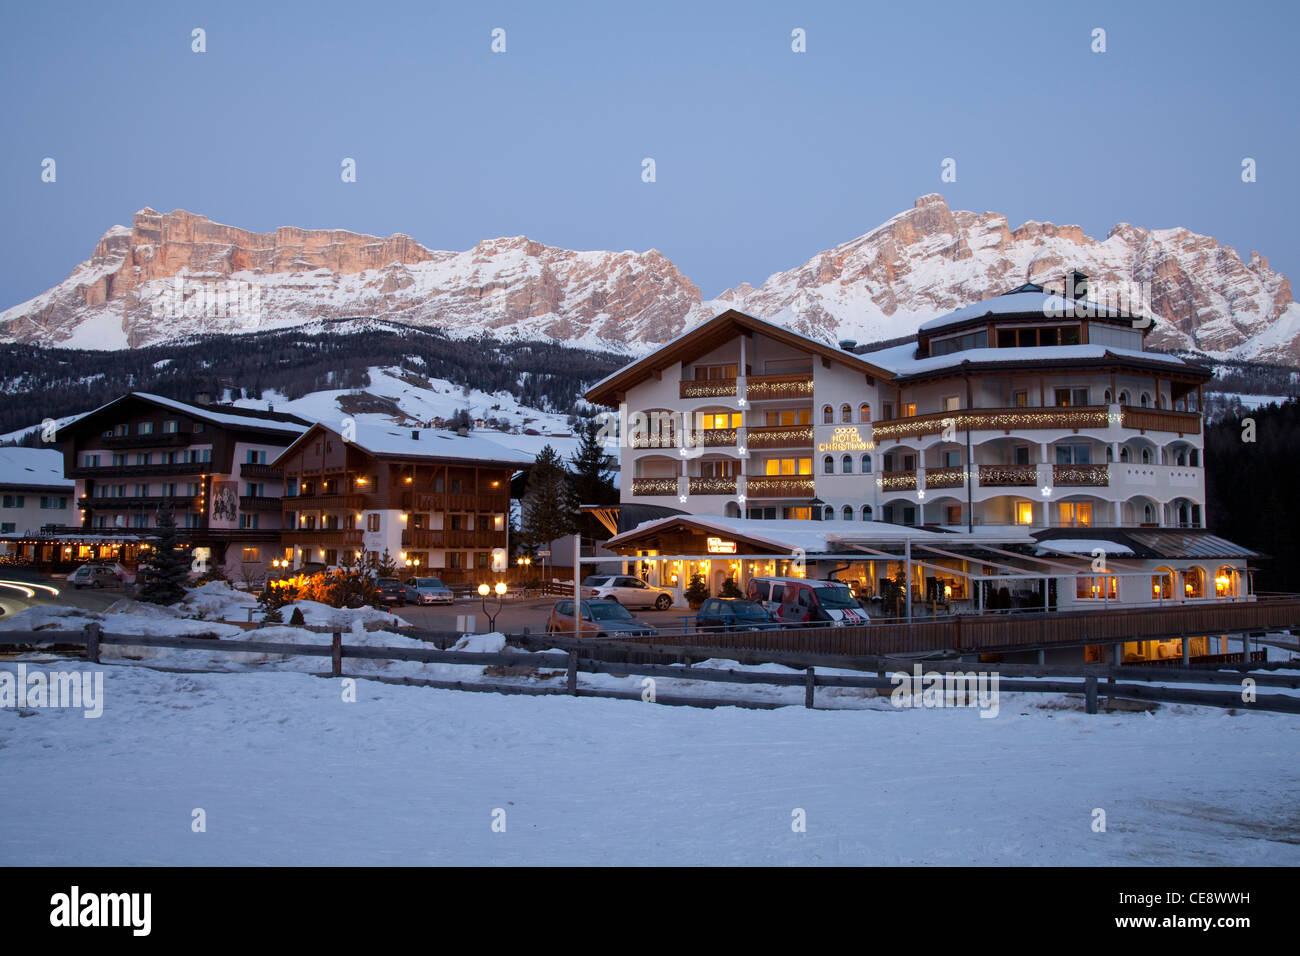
xmin=1 ymin=0 xmax=1296 ymax=312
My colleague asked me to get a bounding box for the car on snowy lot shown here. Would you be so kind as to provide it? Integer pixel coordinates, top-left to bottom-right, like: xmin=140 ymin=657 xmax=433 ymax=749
xmin=403 ymin=577 xmax=454 ymax=605
xmin=582 ymin=575 xmax=674 ymax=610
xmin=546 ymin=598 xmax=659 ymax=639
xmin=66 ymin=563 xmax=134 ymax=589
xmin=374 ymin=577 xmax=407 ymax=606
xmin=693 ymin=598 xmax=782 ymax=633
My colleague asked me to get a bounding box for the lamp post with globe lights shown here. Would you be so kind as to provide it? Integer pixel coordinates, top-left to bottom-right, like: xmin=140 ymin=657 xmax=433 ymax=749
xmin=477 ymin=581 xmax=508 ymax=632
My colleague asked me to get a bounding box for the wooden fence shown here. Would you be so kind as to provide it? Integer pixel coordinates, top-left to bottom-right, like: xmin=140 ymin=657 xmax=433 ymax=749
xmin=604 ymin=599 xmax=1300 ymax=657
xmin=1 ymin=624 xmax=1298 ymax=716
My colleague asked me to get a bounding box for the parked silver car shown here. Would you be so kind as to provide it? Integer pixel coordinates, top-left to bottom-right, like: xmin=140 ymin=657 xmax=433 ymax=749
xmin=403 ymin=576 xmax=454 ymax=605
xmin=583 ymin=574 xmax=674 ymax=610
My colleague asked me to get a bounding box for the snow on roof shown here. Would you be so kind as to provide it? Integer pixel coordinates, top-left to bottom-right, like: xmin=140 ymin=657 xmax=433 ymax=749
xmin=917 ymin=291 xmax=1138 ymax=333
xmin=1035 ymin=538 xmax=1136 ymax=557
xmin=132 ymin=393 xmax=309 ymax=434
xmin=859 ymin=342 xmax=1197 ymax=377
xmin=0 ymin=447 xmax=73 ymax=489
xmin=606 ymin=514 xmax=1032 ymax=554
xmin=345 ymin=422 xmax=536 ymax=465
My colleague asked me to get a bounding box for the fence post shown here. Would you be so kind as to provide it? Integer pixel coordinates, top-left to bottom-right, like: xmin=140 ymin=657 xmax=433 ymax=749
xmin=85 ymin=622 xmax=101 ymax=664
xmin=1182 ymin=637 xmax=1190 ymax=666
xmin=1084 ymin=676 xmax=1098 ymax=715
xmin=331 ymin=631 xmax=342 ymax=678
xmin=1242 ymin=632 xmax=1251 ymax=663
xmin=567 ymin=650 xmax=578 ymax=696
xmin=804 ymin=667 xmax=815 ymax=709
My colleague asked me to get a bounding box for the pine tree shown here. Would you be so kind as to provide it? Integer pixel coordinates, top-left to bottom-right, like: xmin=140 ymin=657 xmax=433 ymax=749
xmin=137 ymin=507 xmax=193 ymax=605
xmin=377 ymin=549 xmax=399 ymax=579
xmin=567 ymin=416 xmax=618 ymax=542
xmin=521 ymin=445 xmax=574 ymax=565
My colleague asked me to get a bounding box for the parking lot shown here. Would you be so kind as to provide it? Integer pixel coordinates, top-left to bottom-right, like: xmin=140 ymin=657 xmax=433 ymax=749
xmin=391 ymin=595 xmax=695 ymax=635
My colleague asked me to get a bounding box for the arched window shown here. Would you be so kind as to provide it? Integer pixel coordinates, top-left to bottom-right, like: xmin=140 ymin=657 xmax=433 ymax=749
xmin=1140 ymin=392 xmax=1150 ymax=407
xmin=1214 ymin=566 xmax=1235 ymax=598
xmin=724 ymin=501 xmax=740 ymax=518
xmin=1178 ymin=502 xmax=1190 ymax=526
xmin=1141 ymin=448 xmax=1151 ymax=464
xmin=822 ymin=404 xmax=834 ymax=424
xmin=823 ymin=455 xmax=834 ymax=474
xmin=842 ymin=455 xmax=853 ymax=474
xmin=842 ymin=505 xmax=853 ymax=521
xmin=1143 ymin=503 xmax=1154 ymax=524
xmin=840 ymin=403 xmax=852 ymax=423
xmin=1175 ymin=449 xmax=1186 ymax=466
xmin=1182 ymin=567 xmax=1205 ymax=599
xmin=1118 ymin=390 xmax=1130 ymax=405
xmin=1189 ymin=449 xmax=1199 ymax=466
xmin=861 ymin=505 xmax=873 ymax=521
xmin=1104 ymin=389 xmax=1112 ymax=404
xmin=1105 ymin=446 xmax=1113 ymax=462
xmin=823 ymin=506 xmax=834 ymax=521
xmin=1120 ymin=447 xmax=1130 ymax=462
xmin=859 ymin=403 xmax=871 ymax=422
xmin=861 ymin=454 xmax=873 ymax=473
xmin=1152 ymin=567 xmax=1174 ymax=602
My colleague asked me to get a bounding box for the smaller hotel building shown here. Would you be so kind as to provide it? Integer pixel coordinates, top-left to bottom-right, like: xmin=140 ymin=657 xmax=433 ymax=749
xmin=584 ymin=277 xmax=1261 ymax=653
xmin=273 ymin=423 xmax=532 ymax=583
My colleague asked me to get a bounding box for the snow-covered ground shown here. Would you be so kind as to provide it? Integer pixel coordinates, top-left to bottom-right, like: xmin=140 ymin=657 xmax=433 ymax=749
xmin=2 ymin=656 xmax=1298 ymax=866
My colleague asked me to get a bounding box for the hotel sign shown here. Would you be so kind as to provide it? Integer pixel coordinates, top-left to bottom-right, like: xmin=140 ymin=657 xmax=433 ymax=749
xmin=817 ymin=427 xmax=875 ymax=453
xmin=706 ymin=537 xmax=738 ymax=554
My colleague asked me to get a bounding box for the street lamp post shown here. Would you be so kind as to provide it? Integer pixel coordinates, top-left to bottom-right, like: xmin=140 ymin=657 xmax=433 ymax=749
xmin=477 ymin=581 xmax=508 ymax=632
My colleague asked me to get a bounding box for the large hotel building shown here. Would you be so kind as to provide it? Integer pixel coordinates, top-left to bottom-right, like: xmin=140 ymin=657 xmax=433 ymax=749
xmin=585 ymin=275 xmax=1259 ymax=649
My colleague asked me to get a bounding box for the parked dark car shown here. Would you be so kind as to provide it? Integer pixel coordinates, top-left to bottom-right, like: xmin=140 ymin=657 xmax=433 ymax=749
xmin=374 ymin=577 xmax=407 ymax=606
xmin=694 ymin=597 xmax=782 ymax=632
xmin=546 ymin=599 xmax=659 ymax=639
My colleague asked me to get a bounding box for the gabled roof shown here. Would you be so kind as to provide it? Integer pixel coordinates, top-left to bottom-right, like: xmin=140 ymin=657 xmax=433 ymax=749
xmin=584 ymin=309 xmax=898 ymax=407
xmin=917 ymin=290 xmax=1148 ymax=335
xmin=55 ymin=392 xmax=312 ymax=441
xmin=271 ymin=421 xmax=536 ymax=470
xmin=860 ymin=341 xmax=1212 ymax=384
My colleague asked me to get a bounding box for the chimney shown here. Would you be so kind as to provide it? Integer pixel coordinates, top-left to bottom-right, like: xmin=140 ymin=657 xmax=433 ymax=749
xmin=1066 ymin=270 xmax=1089 ymax=301
xmin=194 ymin=391 xmax=211 ymax=406
xmin=838 ymin=339 xmax=857 ymax=351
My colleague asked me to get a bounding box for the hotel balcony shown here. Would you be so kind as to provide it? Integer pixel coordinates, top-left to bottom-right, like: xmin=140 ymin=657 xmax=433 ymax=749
xmin=744 ymin=475 xmax=815 ymax=499
xmin=102 ymin=433 xmax=191 ymax=448
xmin=1052 ymin=463 xmax=1110 ymax=487
xmin=239 ymin=462 xmax=284 ymax=480
xmin=78 ymin=494 xmax=200 ymax=510
xmin=630 ymin=476 xmax=680 ymax=497
xmin=69 ymin=462 xmax=213 ymax=479
xmin=399 ymin=491 xmax=510 ymax=513
xmin=401 ymin=529 xmax=502 ymax=549
xmin=688 ymin=476 xmax=737 ymax=496
xmin=679 ymin=378 xmax=737 ymax=399
xmin=744 ymin=373 xmax=814 ymax=402
xmin=745 ymin=423 xmax=814 ymax=449
xmin=922 ymin=465 xmax=965 ymax=490
xmin=879 ymin=470 xmax=918 ymax=492
xmin=239 ymin=495 xmax=285 ymax=511
xmin=285 ymin=493 xmax=368 ymax=510
xmin=873 ymin=404 xmax=1202 ymax=443
xmin=285 ymin=529 xmax=363 ymax=548
xmin=976 ymin=464 xmax=1039 ymax=488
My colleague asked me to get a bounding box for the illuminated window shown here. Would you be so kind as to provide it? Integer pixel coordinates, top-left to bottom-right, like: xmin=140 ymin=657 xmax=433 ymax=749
xmin=767 ymin=457 xmax=812 ymax=476
xmin=1182 ymin=567 xmax=1205 ymax=599
xmin=840 ymin=403 xmax=852 ymax=423
xmin=1152 ymin=568 xmax=1173 ymax=601
xmin=1015 ymin=502 xmax=1034 ymax=525
xmin=859 ymin=403 xmax=871 ymax=422
xmin=901 ymin=403 xmax=917 ymax=418
xmin=1058 ymin=502 xmax=1093 ymax=527
xmin=1214 ymin=566 xmax=1234 ymax=597
xmin=699 ymin=412 xmax=742 ymax=430
xmin=822 ymin=405 xmax=834 ymax=424
xmin=766 ymin=409 xmax=811 ymax=426
xmin=1075 ymin=575 xmax=1117 ymax=600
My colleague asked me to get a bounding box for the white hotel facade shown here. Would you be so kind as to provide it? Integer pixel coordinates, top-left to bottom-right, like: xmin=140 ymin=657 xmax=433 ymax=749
xmin=585 ymin=276 xmax=1259 ymax=649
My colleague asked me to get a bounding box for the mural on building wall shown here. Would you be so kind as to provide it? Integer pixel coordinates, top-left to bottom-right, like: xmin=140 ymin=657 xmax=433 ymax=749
xmin=210 ymin=481 xmax=239 ymax=526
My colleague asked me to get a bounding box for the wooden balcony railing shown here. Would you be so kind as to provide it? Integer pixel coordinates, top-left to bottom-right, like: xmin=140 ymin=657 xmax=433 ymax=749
xmin=879 ymin=470 xmax=917 ymax=492
xmin=398 ymin=492 xmax=509 ymax=513
xmin=284 ymin=529 xmax=363 ymax=547
xmin=631 ymin=477 xmax=679 ymax=496
xmin=79 ymin=495 xmax=198 ymax=510
xmin=746 ymin=424 xmax=814 ymax=449
xmin=686 ymin=428 xmax=739 ymax=448
xmin=1053 ymin=464 xmax=1109 ymax=487
xmin=745 ymin=373 xmax=814 ymax=402
xmin=679 ymin=378 xmax=737 ymax=399
xmin=923 ymin=465 xmax=965 ymax=490
xmin=873 ymin=405 xmax=1113 ymax=441
xmin=745 ymin=476 xmax=815 ymax=498
xmin=239 ymin=495 xmax=284 ymax=511
xmin=284 ymin=493 xmax=368 ymax=510
xmin=103 ymin=433 xmax=189 ymax=448
xmin=977 ymin=464 xmax=1039 ymax=487
xmin=401 ymin=529 xmax=503 ymax=549
xmin=1120 ymin=406 xmax=1202 ymax=436
xmin=688 ymin=476 xmax=737 ymax=496
xmin=239 ymin=462 xmax=284 ymax=480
